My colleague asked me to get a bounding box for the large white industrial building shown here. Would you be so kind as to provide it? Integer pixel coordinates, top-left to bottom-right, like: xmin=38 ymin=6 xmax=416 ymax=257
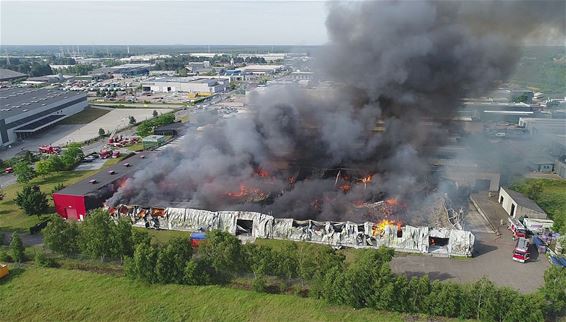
xmin=0 ymin=88 xmax=87 ymax=147
xmin=142 ymin=77 xmax=227 ymax=94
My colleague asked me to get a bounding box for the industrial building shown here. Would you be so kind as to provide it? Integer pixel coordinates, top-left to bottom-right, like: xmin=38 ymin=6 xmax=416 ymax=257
xmin=0 ymin=68 xmax=27 ymax=82
xmin=236 ymin=64 xmax=284 ymax=75
xmin=141 ymin=77 xmax=227 ymax=94
xmin=142 ymin=135 xmax=166 ymax=150
xmin=237 ymin=53 xmax=287 ymax=62
xmin=111 ymin=205 xmax=475 ymax=257
xmin=94 ymin=63 xmax=150 ymax=79
xmin=53 ymin=153 xmax=153 ymax=220
xmin=498 ymin=187 xmax=547 ymax=219
xmin=555 ymin=156 xmax=566 ymax=179
xmin=0 ymin=88 xmax=87 ymax=147
xmin=518 ymin=118 xmax=566 ymax=136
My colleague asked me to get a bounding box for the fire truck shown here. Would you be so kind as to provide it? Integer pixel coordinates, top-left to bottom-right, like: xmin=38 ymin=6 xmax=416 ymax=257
xmin=512 ymin=237 xmax=530 ymax=263
xmin=38 ymin=145 xmax=61 ymax=154
xmin=508 ymin=217 xmax=527 ymax=240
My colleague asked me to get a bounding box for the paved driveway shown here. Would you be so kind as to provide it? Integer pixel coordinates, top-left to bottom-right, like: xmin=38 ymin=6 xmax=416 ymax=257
xmin=391 ymin=229 xmax=549 ymax=293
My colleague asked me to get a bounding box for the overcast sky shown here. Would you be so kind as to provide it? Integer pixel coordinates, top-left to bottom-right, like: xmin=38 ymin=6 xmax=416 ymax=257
xmin=1 ymin=1 xmax=329 ymax=45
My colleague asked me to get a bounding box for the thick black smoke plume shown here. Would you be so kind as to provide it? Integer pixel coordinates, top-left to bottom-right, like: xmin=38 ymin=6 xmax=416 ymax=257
xmin=108 ymin=0 xmax=564 ymax=223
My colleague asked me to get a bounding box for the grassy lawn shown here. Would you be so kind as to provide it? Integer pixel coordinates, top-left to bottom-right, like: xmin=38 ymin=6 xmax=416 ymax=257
xmin=59 ymin=107 xmax=110 ymax=124
xmin=126 ymin=142 xmax=144 ymax=152
xmin=139 ymin=228 xmax=191 ymax=245
xmin=0 ymin=267 xmax=410 ymax=322
xmin=0 ymin=159 xmax=119 ymax=232
xmin=511 ymin=178 xmax=566 ymax=233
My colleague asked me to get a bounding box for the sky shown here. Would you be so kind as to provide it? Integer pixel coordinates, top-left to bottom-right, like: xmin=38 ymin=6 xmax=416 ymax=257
xmin=0 ymin=1 xmax=329 ymax=45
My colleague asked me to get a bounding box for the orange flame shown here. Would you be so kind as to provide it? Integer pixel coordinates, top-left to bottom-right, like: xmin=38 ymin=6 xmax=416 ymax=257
xmin=372 ymin=219 xmax=401 ymax=236
xmin=227 ymin=184 xmax=267 ymax=200
xmin=339 ymin=182 xmax=352 ymax=193
xmin=385 ymin=198 xmax=400 ymax=207
xmin=352 ymin=200 xmax=365 ymax=208
xmin=310 ymin=199 xmax=322 ymax=210
xmin=255 ymin=167 xmax=270 ymax=177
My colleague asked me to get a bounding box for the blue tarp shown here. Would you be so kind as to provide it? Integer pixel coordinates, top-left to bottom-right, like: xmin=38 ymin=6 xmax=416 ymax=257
xmin=533 ymin=236 xmax=545 ymax=248
xmin=191 ymin=232 xmax=207 ymax=240
xmin=550 ymin=256 xmax=566 ymax=268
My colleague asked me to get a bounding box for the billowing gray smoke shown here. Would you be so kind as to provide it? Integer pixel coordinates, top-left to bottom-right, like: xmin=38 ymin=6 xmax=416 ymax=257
xmin=108 ymin=0 xmax=564 ymax=223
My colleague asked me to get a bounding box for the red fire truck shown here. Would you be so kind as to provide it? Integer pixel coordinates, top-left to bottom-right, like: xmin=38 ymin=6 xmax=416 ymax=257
xmin=512 ymin=237 xmax=530 ymax=263
xmin=38 ymin=145 xmax=61 ymax=154
xmin=508 ymin=217 xmax=527 ymax=240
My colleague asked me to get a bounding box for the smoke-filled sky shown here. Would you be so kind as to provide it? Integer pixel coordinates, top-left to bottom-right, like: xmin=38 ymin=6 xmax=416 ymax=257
xmin=109 ymin=0 xmax=565 ymax=223
xmin=1 ymin=0 xmax=564 ymax=46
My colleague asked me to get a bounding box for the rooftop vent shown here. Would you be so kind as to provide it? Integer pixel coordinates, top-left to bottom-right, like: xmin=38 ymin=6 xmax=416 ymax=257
xmin=89 ymin=179 xmax=97 ymax=184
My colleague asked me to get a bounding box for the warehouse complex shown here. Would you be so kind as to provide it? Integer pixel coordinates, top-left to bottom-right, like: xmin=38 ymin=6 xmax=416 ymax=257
xmin=141 ymin=77 xmax=227 ymax=94
xmin=0 ymin=88 xmax=87 ymax=147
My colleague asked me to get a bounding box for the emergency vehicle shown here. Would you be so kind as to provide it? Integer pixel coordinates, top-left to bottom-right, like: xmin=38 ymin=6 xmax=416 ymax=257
xmin=512 ymin=237 xmax=530 ymax=263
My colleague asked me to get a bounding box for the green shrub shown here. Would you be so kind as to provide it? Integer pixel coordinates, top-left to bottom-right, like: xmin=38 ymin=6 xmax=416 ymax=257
xmin=0 ymin=250 xmax=12 ymax=262
xmin=252 ymin=274 xmax=268 ymax=293
xmin=34 ymin=251 xmax=57 ymax=268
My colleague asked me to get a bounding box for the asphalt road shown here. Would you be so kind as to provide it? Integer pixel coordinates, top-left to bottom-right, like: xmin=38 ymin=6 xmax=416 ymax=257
xmin=391 ymin=229 xmax=549 ymax=293
xmin=0 ymin=173 xmax=16 ymax=189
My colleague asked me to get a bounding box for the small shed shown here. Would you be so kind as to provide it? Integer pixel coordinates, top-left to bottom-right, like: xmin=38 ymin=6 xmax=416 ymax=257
xmin=498 ymin=187 xmax=547 ymax=219
xmin=142 ymin=135 xmax=166 ymax=150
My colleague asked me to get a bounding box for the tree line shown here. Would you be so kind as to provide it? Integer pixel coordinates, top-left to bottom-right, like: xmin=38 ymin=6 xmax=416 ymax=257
xmin=41 ymin=209 xmax=566 ymax=321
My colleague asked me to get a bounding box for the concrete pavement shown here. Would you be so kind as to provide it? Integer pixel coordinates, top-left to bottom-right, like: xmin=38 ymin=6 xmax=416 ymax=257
xmin=391 ymin=229 xmax=549 ymax=293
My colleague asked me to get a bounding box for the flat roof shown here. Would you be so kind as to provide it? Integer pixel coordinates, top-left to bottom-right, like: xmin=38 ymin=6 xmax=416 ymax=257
xmin=55 ymin=152 xmax=154 ymax=196
xmin=144 ymin=77 xmax=216 ymax=85
xmin=502 ymin=187 xmax=546 ymax=214
xmin=0 ymin=88 xmax=86 ymax=120
xmin=0 ymin=68 xmax=26 ymax=81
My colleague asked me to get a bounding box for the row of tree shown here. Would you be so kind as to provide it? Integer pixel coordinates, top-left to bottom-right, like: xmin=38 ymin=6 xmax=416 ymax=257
xmin=124 ymin=229 xmax=566 ymax=321
xmin=43 ymin=209 xmax=145 ymax=262
xmin=42 ymin=209 xmax=566 ymax=320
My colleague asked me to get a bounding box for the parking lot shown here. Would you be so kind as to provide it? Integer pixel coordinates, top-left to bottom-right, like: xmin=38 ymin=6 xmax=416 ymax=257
xmin=52 ymin=108 xmax=172 ymax=146
xmin=391 ymin=229 xmax=549 ymax=293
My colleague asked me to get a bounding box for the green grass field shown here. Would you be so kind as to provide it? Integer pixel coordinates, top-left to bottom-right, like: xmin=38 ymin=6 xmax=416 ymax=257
xmin=58 ymin=107 xmax=110 ymax=124
xmin=0 ymin=267 xmax=410 ymax=322
xmin=511 ymin=178 xmax=566 ymax=233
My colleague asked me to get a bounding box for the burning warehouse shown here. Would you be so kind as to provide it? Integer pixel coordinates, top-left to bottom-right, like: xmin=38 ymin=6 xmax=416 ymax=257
xmin=53 ymin=153 xmax=153 ymax=220
xmin=109 ymin=204 xmax=475 ymax=257
xmin=103 ymin=0 xmax=561 ymax=257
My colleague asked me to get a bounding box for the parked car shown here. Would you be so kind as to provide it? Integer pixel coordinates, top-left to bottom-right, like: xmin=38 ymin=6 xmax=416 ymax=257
xmin=4 ymin=167 xmax=13 ymax=174
xmin=82 ymin=155 xmax=96 ymax=163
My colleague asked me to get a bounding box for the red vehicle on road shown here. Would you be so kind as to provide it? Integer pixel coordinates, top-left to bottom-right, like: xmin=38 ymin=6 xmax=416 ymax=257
xmin=512 ymin=237 xmax=530 ymax=263
xmin=38 ymin=145 xmax=61 ymax=154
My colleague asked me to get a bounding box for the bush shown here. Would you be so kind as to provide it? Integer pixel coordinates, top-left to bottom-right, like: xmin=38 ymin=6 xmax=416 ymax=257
xmin=136 ymin=113 xmax=176 ymax=137
xmin=15 ymin=185 xmax=49 ymax=216
xmin=0 ymin=250 xmax=12 ymax=262
xmin=184 ymin=259 xmax=214 ymax=285
xmin=10 ymin=232 xmax=25 ymax=264
xmin=252 ymin=274 xmax=268 ymax=293
xmin=34 ymin=251 xmax=57 ymax=268
xmin=43 ymin=215 xmax=80 ymax=257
